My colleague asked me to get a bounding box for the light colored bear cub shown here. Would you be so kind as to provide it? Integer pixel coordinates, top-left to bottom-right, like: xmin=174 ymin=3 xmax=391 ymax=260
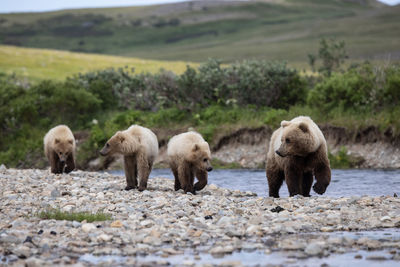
xmin=100 ymin=125 xmax=158 ymax=191
xmin=168 ymin=131 xmax=212 ymax=194
xmin=44 ymin=125 xmax=76 ymax=174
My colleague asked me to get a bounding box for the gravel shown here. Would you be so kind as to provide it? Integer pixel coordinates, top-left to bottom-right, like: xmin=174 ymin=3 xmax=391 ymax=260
xmin=1 ymin=168 xmax=400 ymax=266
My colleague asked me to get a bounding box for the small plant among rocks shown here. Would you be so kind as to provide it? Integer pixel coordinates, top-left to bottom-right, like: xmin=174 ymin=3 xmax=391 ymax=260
xmin=37 ymin=209 xmax=112 ymax=222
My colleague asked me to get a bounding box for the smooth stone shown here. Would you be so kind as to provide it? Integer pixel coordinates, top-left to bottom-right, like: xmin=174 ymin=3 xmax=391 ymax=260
xmin=305 ymin=242 xmax=324 ymax=256
xmin=81 ymin=223 xmax=96 ymax=233
xmin=98 ymin=234 xmax=112 ymax=242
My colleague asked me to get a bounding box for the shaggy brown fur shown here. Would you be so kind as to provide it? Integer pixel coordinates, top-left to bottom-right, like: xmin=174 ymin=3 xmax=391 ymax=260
xmin=44 ymin=125 xmax=76 ymax=174
xmin=167 ymin=132 xmax=212 ymax=194
xmin=266 ymin=116 xmax=331 ymax=197
xmin=100 ymin=125 xmax=158 ymax=191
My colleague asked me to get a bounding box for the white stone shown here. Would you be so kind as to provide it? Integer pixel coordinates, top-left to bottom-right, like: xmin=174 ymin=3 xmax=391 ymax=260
xmin=81 ymin=223 xmax=96 ymax=233
xmin=98 ymin=234 xmax=112 ymax=242
xmin=305 ymin=242 xmax=324 ymax=255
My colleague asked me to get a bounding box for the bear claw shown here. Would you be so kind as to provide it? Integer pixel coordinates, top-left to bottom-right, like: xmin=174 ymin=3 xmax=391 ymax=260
xmin=124 ymin=185 xmax=136 ymax=191
xmin=313 ymin=183 xmax=326 ymax=195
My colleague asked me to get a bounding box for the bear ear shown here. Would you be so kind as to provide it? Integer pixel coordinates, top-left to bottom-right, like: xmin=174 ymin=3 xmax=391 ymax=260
xmin=299 ymin=122 xmax=308 ymax=133
xmin=68 ymin=139 xmax=73 ymax=144
xmin=192 ymin=144 xmax=199 ymax=152
xmin=115 ymin=132 xmax=125 ymax=143
xmin=281 ymin=120 xmax=290 ymax=128
xmin=55 ymin=138 xmax=60 ymax=144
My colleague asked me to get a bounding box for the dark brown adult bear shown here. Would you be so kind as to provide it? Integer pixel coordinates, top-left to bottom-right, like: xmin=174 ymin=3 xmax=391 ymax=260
xmin=44 ymin=125 xmax=76 ymax=174
xmin=266 ymin=116 xmax=331 ymax=197
xmin=167 ymin=131 xmax=213 ymax=194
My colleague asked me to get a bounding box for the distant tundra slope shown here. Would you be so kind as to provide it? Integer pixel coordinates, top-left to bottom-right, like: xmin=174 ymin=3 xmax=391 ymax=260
xmin=0 ymin=0 xmax=399 ymax=64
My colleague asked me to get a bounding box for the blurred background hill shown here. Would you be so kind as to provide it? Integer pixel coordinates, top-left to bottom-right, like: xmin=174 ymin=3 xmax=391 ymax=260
xmin=0 ymin=0 xmax=399 ymax=66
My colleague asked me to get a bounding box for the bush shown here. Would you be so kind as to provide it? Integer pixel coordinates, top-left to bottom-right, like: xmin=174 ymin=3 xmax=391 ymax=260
xmin=307 ymin=63 xmax=400 ymax=112
xmin=70 ymin=60 xmax=306 ymax=111
xmin=226 ymin=60 xmax=306 ymax=108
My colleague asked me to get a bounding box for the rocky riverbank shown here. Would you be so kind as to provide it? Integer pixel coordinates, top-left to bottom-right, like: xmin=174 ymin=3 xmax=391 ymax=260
xmin=1 ymin=167 xmax=400 ymax=266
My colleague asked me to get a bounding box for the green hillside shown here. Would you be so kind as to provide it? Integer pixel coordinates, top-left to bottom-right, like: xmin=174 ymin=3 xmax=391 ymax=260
xmin=0 ymin=45 xmax=195 ymax=81
xmin=0 ymin=0 xmax=399 ymax=64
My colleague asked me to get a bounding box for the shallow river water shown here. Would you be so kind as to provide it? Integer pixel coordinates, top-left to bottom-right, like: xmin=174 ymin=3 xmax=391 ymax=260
xmin=113 ymin=168 xmax=400 ymax=197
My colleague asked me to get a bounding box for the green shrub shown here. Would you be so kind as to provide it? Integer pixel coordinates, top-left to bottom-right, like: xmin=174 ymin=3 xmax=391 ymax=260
xmin=328 ymin=146 xmax=360 ymax=169
xmin=307 ymin=63 xmax=400 ymax=113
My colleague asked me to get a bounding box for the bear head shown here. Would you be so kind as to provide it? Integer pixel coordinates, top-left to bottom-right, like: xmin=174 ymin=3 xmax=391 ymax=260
xmin=100 ymin=131 xmax=139 ymax=156
xmin=188 ymin=142 xmax=213 ymax=172
xmin=54 ymin=138 xmax=74 ymax=163
xmin=275 ymin=120 xmax=320 ymax=157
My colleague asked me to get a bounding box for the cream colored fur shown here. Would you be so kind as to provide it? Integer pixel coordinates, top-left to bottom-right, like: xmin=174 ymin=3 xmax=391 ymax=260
xmin=43 ymin=125 xmax=75 ymax=173
xmin=167 ymin=131 xmax=212 ymax=194
xmin=103 ymin=125 xmax=158 ymax=191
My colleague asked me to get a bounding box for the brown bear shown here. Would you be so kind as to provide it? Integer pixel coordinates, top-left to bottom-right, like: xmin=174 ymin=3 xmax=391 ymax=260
xmin=44 ymin=125 xmax=76 ymax=174
xmin=266 ymin=116 xmax=331 ymax=197
xmin=167 ymin=131 xmax=212 ymax=194
xmin=100 ymin=125 xmax=158 ymax=191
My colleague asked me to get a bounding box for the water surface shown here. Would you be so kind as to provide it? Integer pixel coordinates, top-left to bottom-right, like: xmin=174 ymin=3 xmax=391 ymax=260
xmin=112 ymin=169 xmax=400 ymax=197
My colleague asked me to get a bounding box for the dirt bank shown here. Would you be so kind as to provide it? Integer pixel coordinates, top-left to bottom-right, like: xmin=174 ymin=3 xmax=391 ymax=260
xmin=88 ymin=125 xmax=400 ymax=170
xmin=212 ymin=125 xmax=400 ymax=169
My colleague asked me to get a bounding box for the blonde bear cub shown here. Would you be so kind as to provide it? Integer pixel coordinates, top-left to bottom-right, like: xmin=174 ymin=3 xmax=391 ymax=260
xmin=44 ymin=125 xmax=76 ymax=174
xmin=100 ymin=125 xmax=158 ymax=191
xmin=168 ymin=131 xmax=212 ymax=194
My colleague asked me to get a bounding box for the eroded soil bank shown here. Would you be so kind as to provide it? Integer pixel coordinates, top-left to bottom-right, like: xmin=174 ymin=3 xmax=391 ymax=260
xmin=91 ymin=125 xmax=400 ymax=170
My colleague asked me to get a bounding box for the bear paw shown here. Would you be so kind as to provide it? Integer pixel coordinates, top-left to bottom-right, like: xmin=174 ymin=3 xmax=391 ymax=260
xmin=124 ymin=185 xmax=136 ymax=191
xmin=138 ymin=186 xmax=146 ymax=192
xmin=313 ymin=182 xmax=327 ymax=195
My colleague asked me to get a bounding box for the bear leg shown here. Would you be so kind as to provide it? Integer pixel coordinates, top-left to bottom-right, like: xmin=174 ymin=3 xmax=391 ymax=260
xmin=301 ymin=172 xmax=313 ymax=197
xmin=285 ymin=167 xmax=301 ymax=197
xmin=57 ymin=159 xmax=65 ymax=174
xmin=124 ymin=155 xmax=138 ymax=190
xmin=170 ymin=163 xmax=181 ymax=191
xmin=52 ymin=151 xmax=64 ymax=174
xmin=178 ymin=162 xmax=194 ymax=194
xmin=313 ymin=162 xmax=331 ymax=195
xmin=137 ymin=153 xmax=150 ymax=192
xmin=266 ymin=167 xmax=284 ymax=198
xmin=64 ymin=154 xmax=75 ymax=173
xmin=194 ymin=169 xmax=208 ymax=192
xmin=49 ymin=151 xmax=59 ymax=174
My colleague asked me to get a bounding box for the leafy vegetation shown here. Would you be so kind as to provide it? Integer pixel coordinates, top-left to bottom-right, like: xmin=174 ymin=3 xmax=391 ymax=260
xmin=38 ymin=209 xmax=112 ymax=222
xmin=0 ymin=56 xmax=399 ymax=169
xmin=308 ymin=38 xmax=348 ymax=75
xmin=328 ymin=146 xmax=363 ymax=169
xmin=0 ymin=0 xmax=398 ymax=64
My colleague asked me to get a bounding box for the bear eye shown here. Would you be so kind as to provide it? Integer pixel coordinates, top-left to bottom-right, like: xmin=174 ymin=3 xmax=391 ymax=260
xmin=203 ymin=158 xmax=207 ymax=162
xmin=106 ymin=143 xmax=110 ymax=147
xmin=285 ymin=138 xmax=290 ymax=144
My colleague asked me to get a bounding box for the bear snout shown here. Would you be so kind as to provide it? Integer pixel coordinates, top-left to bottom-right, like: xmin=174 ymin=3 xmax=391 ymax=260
xmin=99 ymin=147 xmax=108 ymax=156
xmin=207 ymin=167 xmax=213 ymax=172
xmin=275 ymin=150 xmax=285 ymax=157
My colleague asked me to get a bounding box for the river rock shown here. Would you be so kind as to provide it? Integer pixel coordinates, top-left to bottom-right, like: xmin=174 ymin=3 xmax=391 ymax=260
xmin=305 ymin=242 xmax=324 ymax=256
xmin=81 ymin=223 xmax=96 ymax=233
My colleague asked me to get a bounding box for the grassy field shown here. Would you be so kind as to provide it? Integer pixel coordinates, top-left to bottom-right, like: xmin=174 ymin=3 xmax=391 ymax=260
xmin=0 ymin=45 xmax=195 ymax=81
xmin=0 ymin=0 xmax=399 ymax=65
